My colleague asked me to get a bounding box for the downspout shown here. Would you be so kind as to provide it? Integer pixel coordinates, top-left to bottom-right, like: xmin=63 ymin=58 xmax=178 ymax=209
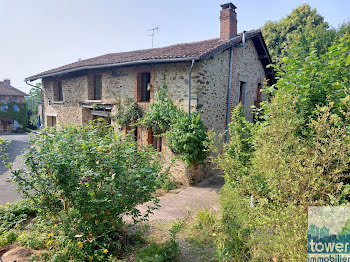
xmin=188 ymin=59 xmax=195 ymax=117
xmin=225 ymin=48 xmax=234 ymax=143
xmin=25 ymin=80 xmax=40 ymax=89
xmin=225 ymin=31 xmax=247 ymax=143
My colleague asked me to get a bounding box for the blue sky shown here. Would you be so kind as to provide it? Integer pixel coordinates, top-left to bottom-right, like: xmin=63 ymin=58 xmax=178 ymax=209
xmin=0 ymin=0 xmax=349 ymax=93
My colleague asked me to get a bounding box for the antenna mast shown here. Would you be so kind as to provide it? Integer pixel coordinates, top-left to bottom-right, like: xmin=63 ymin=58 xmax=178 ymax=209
xmin=147 ymin=26 xmax=159 ymax=48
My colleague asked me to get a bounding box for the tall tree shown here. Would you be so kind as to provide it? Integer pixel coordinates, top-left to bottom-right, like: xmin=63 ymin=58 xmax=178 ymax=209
xmin=262 ymin=4 xmax=328 ymax=60
xmin=26 ymin=83 xmax=42 ymax=128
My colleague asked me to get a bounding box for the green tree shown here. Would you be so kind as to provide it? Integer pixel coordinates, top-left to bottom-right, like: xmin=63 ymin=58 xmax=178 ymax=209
xmin=217 ymin=35 xmax=350 ymax=261
xmin=26 ymin=83 xmax=42 ymax=128
xmin=262 ymin=4 xmax=328 ymax=59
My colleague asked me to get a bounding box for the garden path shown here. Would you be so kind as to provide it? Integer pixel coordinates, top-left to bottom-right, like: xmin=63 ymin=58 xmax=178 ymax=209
xmin=136 ymin=175 xmax=224 ymax=222
xmin=0 ymin=134 xmax=28 ymax=206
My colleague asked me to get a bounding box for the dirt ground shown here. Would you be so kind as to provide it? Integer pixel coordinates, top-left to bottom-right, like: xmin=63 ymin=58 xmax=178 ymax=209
xmin=134 ymin=175 xmax=224 ymax=222
xmin=0 ymin=165 xmax=224 ymax=261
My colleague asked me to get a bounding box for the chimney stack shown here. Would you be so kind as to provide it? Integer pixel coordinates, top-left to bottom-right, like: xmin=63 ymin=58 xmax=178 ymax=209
xmin=220 ymin=3 xmax=237 ymax=39
xmin=3 ymin=79 xmax=10 ymax=88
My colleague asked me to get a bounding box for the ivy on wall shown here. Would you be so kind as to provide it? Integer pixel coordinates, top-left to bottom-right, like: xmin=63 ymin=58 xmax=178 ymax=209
xmin=0 ymin=101 xmax=28 ymax=128
xmin=113 ymin=83 xmax=210 ymax=167
xmin=140 ymin=84 xmax=210 ymax=166
xmin=114 ymin=98 xmax=143 ymax=126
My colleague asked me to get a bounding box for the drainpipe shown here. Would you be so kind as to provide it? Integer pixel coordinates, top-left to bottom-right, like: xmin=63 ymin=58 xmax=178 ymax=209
xmin=188 ymin=59 xmax=195 ymax=117
xmin=242 ymin=30 xmax=246 ymax=46
xmin=225 ymin=31 xmax=247 ymax=142
xmin=225 ymin=48 xmax=234 ymax=143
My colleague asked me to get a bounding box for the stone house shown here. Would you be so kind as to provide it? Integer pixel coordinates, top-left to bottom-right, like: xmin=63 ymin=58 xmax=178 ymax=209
xmin=0 ymin=79 xmax=28 ymax=132
xmin=25 ymin=3 xmax=273 ymax=184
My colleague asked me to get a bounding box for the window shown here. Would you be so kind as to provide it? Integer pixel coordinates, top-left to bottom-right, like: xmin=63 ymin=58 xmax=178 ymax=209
xmin=13 ymin=104 xmax=19 ymax=112
xmin=255 ymin=83 xmax=263 ymax=108
xmin=88 ymin=75 xmax=102 ymax=100
xmin=47 ymin=116 xmax=56 ymax=127
xmin=239 ymin=81 xmax=246 ymax=105
xmin=12 ymin=96 xmax=17 ymax=101
xmin=137 ymin=72 xmax=151 ymax=102
xmin=53 ymin=81 xmax=63 ymax=101
xmin=123 ymin=125 xmax=138 ymax=141
xmin=147 ymin=128 xmax=162 ymax=152
xmin=254 ymin=83 xmax=263 ymax=123
xmin=94 ymin=76 xmax=102 ymax=100
xmin=153 ymin=135 xmax=162 ymax=152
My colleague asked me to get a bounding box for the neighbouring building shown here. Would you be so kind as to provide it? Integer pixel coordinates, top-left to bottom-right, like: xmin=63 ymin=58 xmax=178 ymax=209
xmin=0 ymin=79 xmax=28 ymax=133
xmin=25 ymin=3 xmax=274 ymax=184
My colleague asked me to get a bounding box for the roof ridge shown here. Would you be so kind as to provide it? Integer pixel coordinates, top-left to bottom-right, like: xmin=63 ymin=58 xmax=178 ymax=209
xmin=26 ymin=29 xmax=263 ymax=81
xmin=0 ymin=83 xmax=28 ymax=96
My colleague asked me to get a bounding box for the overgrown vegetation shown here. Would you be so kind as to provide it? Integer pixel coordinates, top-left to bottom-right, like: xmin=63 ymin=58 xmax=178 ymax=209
xmin=0 ymin=101 xmax=28 ymax=128
xmin=114 ymin=97 xmax=143 ymax=126
xmin=0 ymin=200 xmax=38 ymax=246
xmin=262 ymin=3 xmax=350 ymax=60
xmin=0 ymin=121 xmax=163 ymax=261
xmin=216 ymin=35 xmax=350 ymax=261
xmin=135 ymin=220 xmax=183 ymax=262
xmin=26 ymin=84 xmax=42 ymax=129
xmin=141 ymin=84 xmax=209 ymax=166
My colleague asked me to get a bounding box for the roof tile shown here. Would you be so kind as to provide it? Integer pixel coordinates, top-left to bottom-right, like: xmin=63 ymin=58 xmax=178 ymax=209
xmin=0 ymin=82 xmax=28 ymax=96
xmin=26 ymin=29 xmax=261 ymax=81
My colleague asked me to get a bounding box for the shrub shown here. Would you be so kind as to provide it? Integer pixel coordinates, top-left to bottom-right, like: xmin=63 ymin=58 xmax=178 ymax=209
xmin=141 ymin=86 xmax=210 ymax=166
xmin=114 ymin=98 xmax=143 ymax=126
xmin=0 ymin=199 xmax=37 ymax=235
xmin=2 ymin=121 xmax=162 ymax=259
xmin=217 ymin=36 xmax=350 ymax=261
xmin=141 ymin=89 xmax=182 ymax=133
xmin=135 ymin=240 xmax=179 ymax=262
xmin=135 ymin=220 xmax=182 ymax=262
xmin=166 ymin=113 xmax=209 ymax=166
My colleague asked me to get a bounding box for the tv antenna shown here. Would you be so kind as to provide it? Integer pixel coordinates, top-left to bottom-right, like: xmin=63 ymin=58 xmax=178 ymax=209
xmin=147 ymin=26 xmax=159 ymax=48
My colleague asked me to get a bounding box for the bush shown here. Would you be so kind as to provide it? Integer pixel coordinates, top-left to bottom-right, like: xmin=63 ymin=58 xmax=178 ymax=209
xmin=135 ymin=220 xmax=183 ymax=262
xmin=166 ymin=113 xmax=209 ymax=166
xmin=114 ymin=98 xmax=143 ymax=126
xmin=141 ymin=89 xmax=182 ymax=133
xmin=141 ymin=86 xmax=210 ymax=166
xmin=135 ymin=240 xmax=179 ymax=262
xmin=217 ymin=36 xmax=350 ymax=261
xmin=0 ymin=199 xmax=37 ymax=235
xmin=2 ymin=121 xmax=162 ymax=259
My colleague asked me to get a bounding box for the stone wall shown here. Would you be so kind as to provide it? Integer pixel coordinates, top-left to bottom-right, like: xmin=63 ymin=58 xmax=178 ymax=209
xmin=41 ymin=40 xmax=267 ymax=184
xmin=195 ymin=49 xmax=231 ymax=135
xmin=229 ymin=39 xmax=266 ymax=122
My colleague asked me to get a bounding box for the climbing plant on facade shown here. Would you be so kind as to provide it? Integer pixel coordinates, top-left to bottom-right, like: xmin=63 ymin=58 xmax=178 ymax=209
xmin=114 ymin=97 xmax=143 ymax=126
xmin=140 ymin=84 xmax=210 ymax=166
xmin=0 ymin=101 xmax=28 ymax=128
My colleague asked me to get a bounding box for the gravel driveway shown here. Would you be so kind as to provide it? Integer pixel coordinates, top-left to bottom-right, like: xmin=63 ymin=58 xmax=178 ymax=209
xmin=0 ymin=134 xmax=29 ymax=205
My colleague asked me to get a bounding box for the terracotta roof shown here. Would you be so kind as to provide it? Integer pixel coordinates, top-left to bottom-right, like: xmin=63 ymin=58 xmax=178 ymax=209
xmin=26 ymin=29 xmax=264 ymax=81
xmin=0 ymin=82 xmax=28 ymax=96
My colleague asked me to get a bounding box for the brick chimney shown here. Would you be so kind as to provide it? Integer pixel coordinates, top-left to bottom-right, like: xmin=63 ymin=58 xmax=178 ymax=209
xmin=3 ymin=79 xmax=10 ymax=88
xmin=220 ymin=3 xmax=237 ymax=39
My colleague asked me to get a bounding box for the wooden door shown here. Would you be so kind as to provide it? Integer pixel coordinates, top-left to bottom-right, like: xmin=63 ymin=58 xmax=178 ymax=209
xmin=2 ymin=120 xmax=7 ymax=132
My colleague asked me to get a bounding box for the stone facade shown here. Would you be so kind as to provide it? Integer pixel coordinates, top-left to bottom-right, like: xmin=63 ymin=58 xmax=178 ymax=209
xmin=230 ymin=40 xmax=266 ymax=122
xmin=40 ymin=38 xmax=266 ymax=185
xmin=0 ymin=79 xmax=28 ymax=132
